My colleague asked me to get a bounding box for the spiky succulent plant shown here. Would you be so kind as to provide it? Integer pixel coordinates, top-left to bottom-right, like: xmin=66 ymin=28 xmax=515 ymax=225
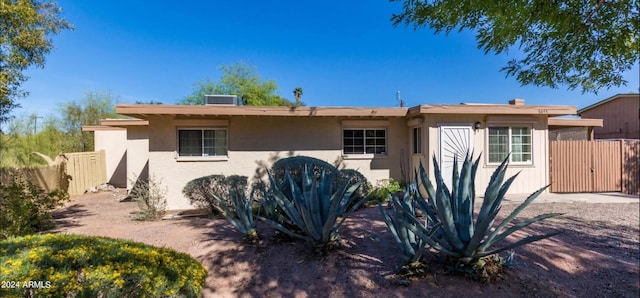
xmin=379 ymin=184 xmax=430 ymax=263
xmin=383 ymin=152 xmax=561 ymax=265
xmin=209 ymin=188 xmax=258 ymax=242
xmin=258 ymin=165 xmax=366 ymax=249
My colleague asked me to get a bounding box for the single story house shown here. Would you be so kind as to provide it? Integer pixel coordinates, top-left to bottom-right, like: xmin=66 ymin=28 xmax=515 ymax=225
xmin=85 ymin=98 xmax=578 ymax=210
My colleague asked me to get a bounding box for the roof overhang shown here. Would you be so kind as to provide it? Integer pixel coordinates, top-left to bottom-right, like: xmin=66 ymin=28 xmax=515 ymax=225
xmin=82 ymin=125 xmax=126 ymax=132
xmin=115 ymin=104 xmax=409 ymax=118
xmin=82 ymin=119 xmax=148 ymax=131
xmin=99 ymin=119 xmax=149 ymax=126
xmin=407 ymin=104 xmax=576 ymax=117
xmin=548 ymin=118 xmax=603 ymax=128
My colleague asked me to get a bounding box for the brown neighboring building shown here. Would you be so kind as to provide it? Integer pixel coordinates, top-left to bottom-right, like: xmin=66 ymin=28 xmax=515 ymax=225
xmin=578 ymin=93 xmax=640 ymax=139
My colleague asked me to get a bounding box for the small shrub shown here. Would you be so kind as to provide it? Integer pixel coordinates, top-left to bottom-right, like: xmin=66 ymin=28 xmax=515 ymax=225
xmin=128 ymin=174 xmax=167 ymax=220
xmin=270 ymin=156 xmax=336 ymax=188
xmin=366 ymin=178 xmax=404 ymax=206
xmin=0 ymin=234 xmax=206 ymax=297
xmin=0 ymin=178 xmax=69 ymax=239
xmin=182 ymin=175 xmax=247 ymax=214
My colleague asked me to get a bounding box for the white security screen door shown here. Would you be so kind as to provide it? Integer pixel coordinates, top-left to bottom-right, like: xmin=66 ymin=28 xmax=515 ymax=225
xmin=439 ymin=125 xmax=473 ymax=190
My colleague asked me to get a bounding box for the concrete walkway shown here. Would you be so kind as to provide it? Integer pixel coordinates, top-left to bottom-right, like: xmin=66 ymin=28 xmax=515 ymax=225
xmin=502 ymin=192 xmax=639 ymax=204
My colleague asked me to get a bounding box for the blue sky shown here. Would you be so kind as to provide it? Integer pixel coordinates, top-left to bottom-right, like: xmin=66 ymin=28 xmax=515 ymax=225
xmin=16 ymin=0 xmax=640 ymax=119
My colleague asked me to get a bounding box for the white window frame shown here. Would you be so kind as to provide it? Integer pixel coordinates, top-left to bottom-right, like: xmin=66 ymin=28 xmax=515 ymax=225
xmin=486 ymin=125 xmax=533 ymax=165
xmin=412 ymin=126 xmax=422 ymax=155
xmin=176 ymin=127 xmax=229 ymax=161
xmin=342 ymin=128 xmax=387 ymax=158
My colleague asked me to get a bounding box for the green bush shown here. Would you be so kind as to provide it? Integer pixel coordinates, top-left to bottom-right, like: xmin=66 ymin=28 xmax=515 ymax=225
xmin=128 ymin=174 xmax=167 ymax=220
xmin=0 ymin=234 xmax=207 ymax=297
xmin=0 ymin=178 xmax=69 ymax=240
xmin=366 ymin=178 xmax=404 ymax=206
xmin=182 ymin=174 xmax=248 ymax=214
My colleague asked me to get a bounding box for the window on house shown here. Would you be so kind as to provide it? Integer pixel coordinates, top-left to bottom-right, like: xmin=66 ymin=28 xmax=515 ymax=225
xmin=412 ymin=126 xmax=422 ymax=154
xmin=178 ymin=129 xmax=227 ymax=157
xmin=343 ymin=129 xmax=386 ymax=155
xmin=488 ymin=126 xmax=532 ymax=164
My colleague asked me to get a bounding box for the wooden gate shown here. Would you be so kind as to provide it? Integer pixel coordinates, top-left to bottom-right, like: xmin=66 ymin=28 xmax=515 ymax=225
xmin=550 ymin=140 xmax=639 ymax=194
xmin=65 ymin=150 xmax=107 ymax=195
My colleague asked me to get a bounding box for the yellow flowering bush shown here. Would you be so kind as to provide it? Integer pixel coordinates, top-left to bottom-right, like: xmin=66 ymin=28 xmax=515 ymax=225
xmin=0 ymin=234 xmax=207 ymax=297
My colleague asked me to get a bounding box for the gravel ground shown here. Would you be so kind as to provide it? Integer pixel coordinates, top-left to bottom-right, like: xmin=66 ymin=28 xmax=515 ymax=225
xmin=51 ymin=191 xmax=639 ymax=297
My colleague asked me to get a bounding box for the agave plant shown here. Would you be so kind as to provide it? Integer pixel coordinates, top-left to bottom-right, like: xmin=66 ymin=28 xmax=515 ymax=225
xmin=208 ymin=187 xmax=258 ymax=242
xmin=386 ymin=152 xmax=561 ymax=266
xmin=257 ymin=165 xmax=366 ymax=249
xmin=379 ymin=184 xmax=431 ymax=263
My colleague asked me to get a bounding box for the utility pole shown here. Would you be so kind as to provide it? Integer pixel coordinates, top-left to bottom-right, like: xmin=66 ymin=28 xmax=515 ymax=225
xmin=30 ymin=115 xmax=43 ymax=134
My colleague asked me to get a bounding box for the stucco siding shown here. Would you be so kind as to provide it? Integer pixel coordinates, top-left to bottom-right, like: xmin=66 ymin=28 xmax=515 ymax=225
xmin=94 ymin=129 xmax=127 ymax=187
xmin=423 ymin=114 xmax=549 ymax=195
xmin=126 ymin=126 xmax=149 ymax=189
xmin=147 ymin=116 xmax=407 ymax=210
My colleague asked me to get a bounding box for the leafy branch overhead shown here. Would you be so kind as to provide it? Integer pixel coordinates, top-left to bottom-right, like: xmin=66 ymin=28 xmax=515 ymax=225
xmin=0 ymin=0 xmax=73 ymax=124
xmin=391 ymin=0 xmax=640 ymax=93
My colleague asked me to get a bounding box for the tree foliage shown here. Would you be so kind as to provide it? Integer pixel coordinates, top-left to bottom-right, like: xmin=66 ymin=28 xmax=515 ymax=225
xmin=60 ymin=90 xmax=119 ymax=152
xmin=0 ymin=114 xmax=65 ymax=167
xmin=293 ymin=86 xmax=303 ymax=106
xmin=0 ymin=91 xmax=119 ymax=167
xmin=179 ymin=62 xmax=303 ymax=106
xmin=0 ymin=0 xmax=72 ymax=124
xmin=391 ymin=0 xmax=640 ymax=93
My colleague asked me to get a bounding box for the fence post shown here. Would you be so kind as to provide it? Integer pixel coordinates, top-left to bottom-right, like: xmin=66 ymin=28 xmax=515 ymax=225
xmin=620 ymin=139 xmax=625 ymax=193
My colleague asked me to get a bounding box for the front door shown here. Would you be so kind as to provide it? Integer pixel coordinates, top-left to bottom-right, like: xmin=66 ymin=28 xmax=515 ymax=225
xmin=439 ymin=125 xmax=473 ymax=190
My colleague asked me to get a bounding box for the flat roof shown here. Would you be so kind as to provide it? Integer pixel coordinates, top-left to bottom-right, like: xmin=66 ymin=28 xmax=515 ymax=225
xmin=548 ymin=118 xmax=603 ymax=127
xmin=82 ymin=119 xmax=148 ymax=131
xmin=115 ymin=104 xmax=409 ymax=118
xmin=115 ymin=101 xmax=579 ymax=119
xmin=407 ymin=104 xmax=576 ymax=116
xmin=100 ymin=119 xmax=149 ymax=126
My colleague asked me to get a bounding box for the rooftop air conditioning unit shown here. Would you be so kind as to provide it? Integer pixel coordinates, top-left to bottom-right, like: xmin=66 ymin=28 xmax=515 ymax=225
xmin=204 ymin=95 xmax=239 ymax=105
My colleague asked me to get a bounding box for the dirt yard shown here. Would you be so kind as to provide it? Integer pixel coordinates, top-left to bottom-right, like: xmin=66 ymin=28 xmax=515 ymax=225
xmin=50 ymin=190 xmax=639 ymax=298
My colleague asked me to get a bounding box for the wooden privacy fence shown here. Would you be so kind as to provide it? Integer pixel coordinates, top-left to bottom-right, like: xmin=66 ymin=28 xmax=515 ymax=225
xmin=1 ymin=151 xmax=106 ymax=196
xmin=65 ymin=150 xmax=107 ymax=195
xmin=550 ymin=140 xmax=639 ymax=195
xmin=0 ymin=164 xmax=67 ymax=193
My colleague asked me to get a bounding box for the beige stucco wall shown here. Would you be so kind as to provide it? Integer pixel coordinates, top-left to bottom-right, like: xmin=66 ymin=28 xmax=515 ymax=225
xmin=94 ymin=129 xmax=127 ymax=187
xmin=126 ymin=126 xmax=149 ymax=189
xmin=146 ymin=115 xmax=408 ymax=210
xmin=418 ymin=114 xmax=549 ymax=196
xmin=94 ymin=110 xmax=554 ymax=209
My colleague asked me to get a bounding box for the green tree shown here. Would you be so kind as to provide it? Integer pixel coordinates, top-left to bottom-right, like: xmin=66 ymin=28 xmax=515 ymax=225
xmin=0 ymin=113 xmax=65 ymax=167
xmin=60 ymin=91 xmax=119 ymax=152
xmin=293 ymin=86 xmax=303 ymax=106
xmin=0 ymin=0 xmax=73 ymax=124
xmin=179 ymin=62 xmax=303 ymax=106
xmin=391 ymin=0 xmax=640 ymax=93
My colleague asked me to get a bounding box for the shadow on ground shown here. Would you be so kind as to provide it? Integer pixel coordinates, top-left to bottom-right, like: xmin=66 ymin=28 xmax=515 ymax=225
xmin=50 ymin=203 xmax=93 ymax=230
